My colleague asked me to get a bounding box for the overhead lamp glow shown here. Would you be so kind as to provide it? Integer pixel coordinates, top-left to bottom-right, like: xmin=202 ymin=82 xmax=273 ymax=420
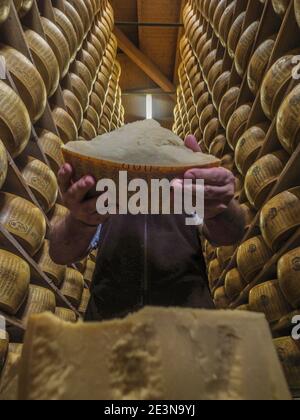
xmin=146 ymin=94 xmax=153 ymax=119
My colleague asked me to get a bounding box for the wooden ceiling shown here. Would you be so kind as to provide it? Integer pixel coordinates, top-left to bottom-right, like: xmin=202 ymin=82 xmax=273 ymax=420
xmin=111 ymin=0 xmax=184 ymax=93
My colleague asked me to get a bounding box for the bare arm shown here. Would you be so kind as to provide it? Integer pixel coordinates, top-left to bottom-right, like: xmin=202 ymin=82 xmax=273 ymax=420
xmin=49 ymin=164 xmax=108 ymax=265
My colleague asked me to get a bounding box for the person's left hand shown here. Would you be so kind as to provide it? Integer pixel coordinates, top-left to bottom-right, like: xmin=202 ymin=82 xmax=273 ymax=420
xmin=183 ymin=135 xmax=236 ymax=220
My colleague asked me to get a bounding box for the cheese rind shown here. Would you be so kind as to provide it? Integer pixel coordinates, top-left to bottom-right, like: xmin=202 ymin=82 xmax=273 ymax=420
xmin=18 ymin=307 xmax=291 ymax=400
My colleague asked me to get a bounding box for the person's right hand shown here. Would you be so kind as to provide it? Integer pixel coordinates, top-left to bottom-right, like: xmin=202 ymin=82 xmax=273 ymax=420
xmin=58 ymin=163 xmax=109 ymax=227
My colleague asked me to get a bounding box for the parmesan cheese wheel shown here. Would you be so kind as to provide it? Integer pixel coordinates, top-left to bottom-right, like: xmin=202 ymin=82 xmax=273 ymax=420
xmin=86 ymin=106 xmax=100 ymax=132
xmin=37 ymin=129 xmax=65 ymax=174
xmin=0 ymin=80 xmax=33 ymax=158
xmin=75 ymin=61 xmax=93 ymax=93
xmin=209 ymin=134 xmax=228 ymax=159
xmin=80 ymin=119 xmax=98 ymax=141
xmin=235 ymin=21 xmax=260 ymax=77
xmin=0 ymin=250 xmax=30 ymax=315
xmin=24 ymin=29 xmax=60 ymax=98
xmin=295 ymin=0 xmax=300 ymax=28
xmin=248 ymin=38 xmax=275 ymax=95
xmin=55 ymin=308 xmax=77 ymax=323
xmin=52 ymin=107 xmax=78 ymax=144
xmin=20 ymin=157 xmax=58 ymax=213
xmin=20 ymin=285 xmax=56 ymax=324
xmin=272 ymin=0 xmax=290 ymax=16
xmin=83 ymin=259 xmax=96 ymax=285
xmin=228 ymin=12 xmax=246 ymax=58
xmin=214 ymin=287 xmax=230 ymax=309
xmin=274 ymin=337 xmax=300 ymax=395
xmin=260 ymin=188 xmax=300 ymax=251
xmin=208 ymin=259 xmax=222 ymax=291
xmin=62 ymin=89 xmax=83 ymax=129
xmin=237 ymin=236 xmax=273 ymax=283
xmin=78 ymin=288 xmax=91 ymax=314
xmin=0 ymin=139 xmax=8 ymax=189
xmin=35 ymin=240 xmax=66 ymax=288
xmin=217 ymin=245 xmax=236 ymax=270
xmin=249 ymin=280 xmax=292 ymax=323
xmin=278 ymin=247 xmax=300 ymax=308
xmin=277 ymin=83 xmax=300 ymax=154
xmin=17 ymin=0 xmax=33 ymax=17
xmin=50 ymin=204 xmax=69 ymax=222
xmin=245 ymin=151 xmax=289 ymax=210
xmin=0 ymin=193 xmax=46 ymax=256
xmin=61 ymin=268 xmax=84 ymax=308
xmin=219 ymin=0 xmax=236 ymax=47
xmin=261 ymin=52 xmax=300 ymax=120
xmin=219 ymin=87 xmax=240 ymax=129
xmin=69 ymin=72 xmax=89 ymax=111
xmin=226 ymin=104 xmax=252 ymax=150
xmin=225 ymin=268 xmax=246 ymax=301
xmin=53 ymin=7 xmax=77 ymax=62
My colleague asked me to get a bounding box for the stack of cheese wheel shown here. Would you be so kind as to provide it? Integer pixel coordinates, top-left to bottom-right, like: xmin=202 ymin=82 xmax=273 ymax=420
xmin=19 ymin=285 xmax=56 ymax=325
xmin=61 ymin=268 xmax=84 ymax=308
xmin=245 ymin=151 xmax=289 ymax=210
xmin=0 ymin=80 xmax=31 ymax=158
xmin=214 ymin=286 xmax=230 ymax=309
xmin=278 ymin=247 xmax=300 ymax=309
xmin=83 ymin=258 xmax=96 ymax=286
xmin=237 ymin=235 xmax=273 ymax=284
xmin=0 ymin=250 xmax=30 ymax=315
xmin=225 ymin=268 xmax=246 ymax=301
xmin=277 ymin=84 xmax=300 ymax=154
xmin=24 ymin=29 xmax=60 ymax=98
xmin=0 ymin=329 xmax=8 ymax=373
xmin=78 ymin=288 xmax=91 ymax=315
xmin=19 ymin=157 xmax=58 ymax=213
xmin=274 ymin=337 xmax=300 ymax=394
xmin=0 ymin=193 xmax=46 ymax=256
xmin=261 ymin=52 xmax=300 ymax=120
xmin=35 ymin=240 xmax=66 ymax=288
xmin=208 ymin=259 xmax=222 ymax=292
xmin=260 ymin=188 xmax=300 ymax=252
xmin=55 ymin=308 xmax=77 ymax=323
xmin=0 ymin=0 xmax=10 ymax=25
xmin=235 ymin=124 xmax=268 ymax=176
xmin=0 ymin=45 xmax=47 ymax=123
xmin=37 ymin=129 xmax=65 ymax=174
xmin=249 ymin=280 xmax=292 ymax=323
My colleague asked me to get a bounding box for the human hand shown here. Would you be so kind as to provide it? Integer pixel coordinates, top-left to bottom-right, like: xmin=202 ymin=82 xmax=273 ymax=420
xmin=57 ymin=163 xmax=109 ymax=227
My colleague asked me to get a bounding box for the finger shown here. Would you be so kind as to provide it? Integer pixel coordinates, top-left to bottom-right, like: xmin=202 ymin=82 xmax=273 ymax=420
xmin=204 ymin=185 xmax=235 ymax=201
xmin=58 ymin=164 xmax=73 ymax=193
xmin=66 ymin=176 xmax=96 ymax=203
xmin=184 ymin=167 xmax=235 ymax=186
xmin=185 ymin=135 xmax=202 ymax=152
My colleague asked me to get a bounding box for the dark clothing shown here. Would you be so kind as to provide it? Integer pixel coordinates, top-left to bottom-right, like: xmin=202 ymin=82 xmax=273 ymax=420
xmin=85 ymin=214 xmax=214 ymax=321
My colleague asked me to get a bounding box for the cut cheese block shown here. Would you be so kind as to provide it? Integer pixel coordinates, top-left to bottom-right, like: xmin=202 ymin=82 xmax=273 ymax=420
xmin=62 ymin=119 xmax=220 ymax=186
xmin=18 ymin=308 xmax=291 ymax=400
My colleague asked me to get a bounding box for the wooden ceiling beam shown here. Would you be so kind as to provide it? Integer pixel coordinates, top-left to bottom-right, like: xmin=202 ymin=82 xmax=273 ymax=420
xmin=114 ymin=27 xmax=176 ymax=98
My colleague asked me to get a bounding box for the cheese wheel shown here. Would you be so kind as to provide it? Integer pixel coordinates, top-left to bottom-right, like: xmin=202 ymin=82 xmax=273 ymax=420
xmin=0 ymin=0 xmax=10 ymax=25
xmin=62 ymin=89 xmax=83 ymax=129
xmin=225 ymin=268 xmax=246 ymax=301
xmin=52 ymin=107 xmax=78 ymax=144
xmin=219 ymin=0 xmax=236 ymax=47
xmin=0 ymin=250 xmax=30 ymax=315
xmin=64 ymin=0 xmax=84 ymax=48
xmin=235 ymin=21 xmax=260 ymax=77
xmin=212 ymin=71 xmax=230 ymax=109
xmin=235 ymin=124 xmax=268 ymax=176
xmin=214 ymin=287 xmax=230 ymax=309
xmin=61 ymin=268 xmax=84 ymax=308
xmin=0 ymin=193 xmax=46 ymax=256
xmin=248 ymin=38 xmax=275 ymax=95
xmin=0 ymin=45 xmax=47 ymax=124
xmin=245 ymin=150 xmax=289 ymax=210
xmin=53 ymin=7 xmax=77 ymax=62
xmin=212 ymin=0 xmax=227 ymax=36
xmin=80 ymin=119 xmax=98 ymax=140
xmin=0 ymin=139 xmax=8 ymax=189
xmin=69 ymin=73 xmax=89 ymax=111
xmin=219 ymin=87 xmax=240 ymax=129
xmin=81 ymin=49 xmax=98 ymax=82
xmin=209 ymin=134 xmax=228 ymax=158
xmin=78 ymin=288 xmax=91 ymax=314
xmin=86 ymin=106 xmax=100 ymax=131
xmin=261 ymin=53 xmax=300 ymax=120
xmin=24 ymin=29 xmax=60 ymax=98
xmin=217 ymin=245 xmax=236 ymax=270
xmin=50 ymin=204 xmax=69 ymax=222
xmin=272 ymin=0 xmax=290 ymax=15
xmin=240 ymin=202 xmax=256 ymax=228
xmin=37 ymin=129 xmax=65 ymax=174
xmin=20 ymin=157 xmax=58 ymax=213
xmin=274 ymin=337 xmax=300 ymax=394
xmin=70 ymin=0 xmax=90 ymax=35
xmin=237 ymin=236 xmax=273 ymax=283
xmin=226 ymin=104 xmax=252 ymax=150
xmin=208 ymin=259 xmax=222 ymax=291
xmin=203 ymin=118 xmax=221 ymax=150
xmin=260 ymin=187 xmax=300 ymax=251
xmin=295 ymin=0 xmax=300 ymax=28
xmin=75 ymin=61 xmax=93 ymax=93
xmin=228 ymin=12 xmax=246 ymax=58
xmin=278 ymin=247 xmax=300 ymax=308
xmin=249 ymin=280 xmax=292 ymax=323
xmin=35 ymin=240 xmax=66 ymax=288
xmin=0 ymin=330 xmax=8 ymax=372
xmin=55 ymin=308 xmax=77 ymax=323
xmin=20 ymin=285 xmax=56 ymax=324
xmin=17 ymin=0 xmax=33 ymax=17
xmin=41 ymin=17 xmax=70 ymax=79
xmin=277 ymin=83 xmax=300 ymax=154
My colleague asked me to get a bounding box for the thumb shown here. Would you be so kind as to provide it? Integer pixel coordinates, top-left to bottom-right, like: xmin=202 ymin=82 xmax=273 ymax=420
xmin=185 ymin=134 xmax=202 ymax=152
